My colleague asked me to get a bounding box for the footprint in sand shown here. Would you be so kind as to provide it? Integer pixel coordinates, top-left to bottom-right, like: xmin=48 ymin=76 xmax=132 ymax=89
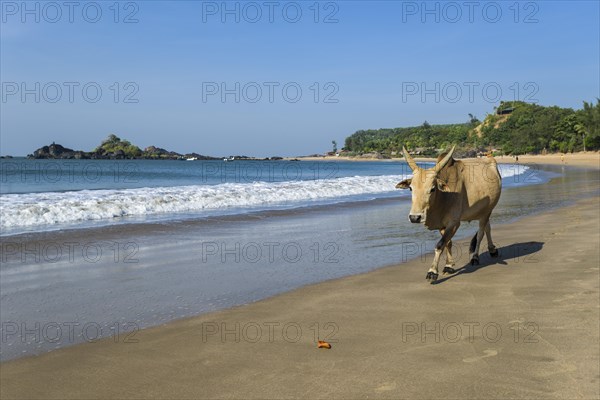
xmin=375 ymin=382 xmax=397 ymax=392
xmin=463 ymin=349 xmax=498 ymax=363
xmin=553 ymin=293 xmax=578 ymax=303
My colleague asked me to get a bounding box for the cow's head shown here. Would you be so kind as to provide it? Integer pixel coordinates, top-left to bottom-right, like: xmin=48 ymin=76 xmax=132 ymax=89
xmin=396 ymin=146 xmax=455 ymax=224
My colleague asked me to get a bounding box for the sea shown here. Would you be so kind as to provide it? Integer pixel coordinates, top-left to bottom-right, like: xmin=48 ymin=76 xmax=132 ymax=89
xmin=0 ymin=158 xmax=539 ymax=236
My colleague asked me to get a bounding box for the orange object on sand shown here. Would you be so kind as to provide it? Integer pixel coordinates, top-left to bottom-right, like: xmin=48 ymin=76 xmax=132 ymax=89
xmin=317 ymin=340 xmax=332 ymax=349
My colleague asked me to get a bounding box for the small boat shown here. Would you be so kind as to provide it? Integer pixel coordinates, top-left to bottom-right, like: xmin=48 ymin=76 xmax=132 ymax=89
xmin=186 ymin=157 xmax=198 ymax=161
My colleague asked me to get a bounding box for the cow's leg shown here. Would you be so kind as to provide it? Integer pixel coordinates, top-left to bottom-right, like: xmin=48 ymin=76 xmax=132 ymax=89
xmin=443 ymin=239 xmax=456 ymax=274
xmin=427 ymin=225 xmax=458 ymax=282
xmin=440 ymin=229 xmax=456 ymax=275
xmin=469 ymin=217 xmax=489 ymax=265
xmin=485 ymin=222 xmax=499 ymax=257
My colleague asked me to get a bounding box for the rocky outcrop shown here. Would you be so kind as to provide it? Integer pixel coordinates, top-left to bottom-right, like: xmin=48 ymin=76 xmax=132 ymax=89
xmin=28 ymin=139 xmax=217 ymax=160
xmin=28 ymin=136 xmax=283 ymax=161
xmin=142 ymin=146 xmax=183 ymax=160
xmin=29 ymin=143 xmax=89 ymax=159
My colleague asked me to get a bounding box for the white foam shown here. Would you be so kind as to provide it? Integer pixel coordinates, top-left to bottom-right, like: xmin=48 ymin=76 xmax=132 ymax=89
xmin=0 ymin=164 xmax=527 ymax=230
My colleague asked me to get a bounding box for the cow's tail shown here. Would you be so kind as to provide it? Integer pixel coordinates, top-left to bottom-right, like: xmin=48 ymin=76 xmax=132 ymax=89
xmin=469 ymin=233 xmax=478 ymax=254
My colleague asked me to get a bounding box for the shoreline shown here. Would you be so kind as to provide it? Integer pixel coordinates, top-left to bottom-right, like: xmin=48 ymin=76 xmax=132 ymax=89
xmin=0 ymin=164 xmax=597 ymax=357
xmin=0 ymin=160 xmax=540 ymax=239
xmin=289 ymin=151 xmax=600 ymax=168
xmin=1 ymin=195 xmax=598 ymax=399
xmin=0 ymin=160 xmax=599 ymax=398
xmin=2 ymin=158 xmax=596 ymax=240
xmin=6 ymin=151 xmax=599 ymax=168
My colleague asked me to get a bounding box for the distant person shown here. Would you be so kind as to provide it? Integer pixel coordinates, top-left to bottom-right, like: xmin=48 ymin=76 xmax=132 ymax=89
xmin=561 ymin=154 xmax=565 ymax=163
xmin=515 ymin=156 xmax=519 ymax=163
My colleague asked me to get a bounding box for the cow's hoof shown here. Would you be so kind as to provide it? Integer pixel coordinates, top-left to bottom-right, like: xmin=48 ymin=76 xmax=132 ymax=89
xmin=426 ymin=272 xmax=438 ymax=282
xmin=489 ymin=248 xmax=499 ymax=257
xmin=443 ymin=267 xmax=456 ymax=274
xmin=471 ymin=256 xmax=479 ymax=266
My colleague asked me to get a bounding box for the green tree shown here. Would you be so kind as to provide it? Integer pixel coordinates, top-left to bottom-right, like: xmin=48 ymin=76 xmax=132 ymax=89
xmin=94 ymin=134 xmax=142 ymax=158
xmin=341 ymin=100 xmax=598 ymax=155
xmin=577 ymin=99 xmax=600 ymax=150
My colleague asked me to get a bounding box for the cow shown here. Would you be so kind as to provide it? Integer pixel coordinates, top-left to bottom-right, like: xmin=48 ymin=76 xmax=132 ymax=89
xmin=395 ymin=146 xmax=502 ymax=283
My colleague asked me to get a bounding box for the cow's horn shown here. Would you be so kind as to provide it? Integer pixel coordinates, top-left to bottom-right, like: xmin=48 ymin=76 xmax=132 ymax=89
xmin=402 ymin=146 xmax=419 ymax=171
xmin=434 ymin=146 xmax=455 ymax=172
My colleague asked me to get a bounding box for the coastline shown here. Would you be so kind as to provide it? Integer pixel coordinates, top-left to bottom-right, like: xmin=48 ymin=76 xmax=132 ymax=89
xmin=289 ymin=151 xmax=600 ymax=168
xmin=1 ymin=162 xmax=599 ymax=399
xmin=1 ymin=197 xmax=598 ymax=399
xmin=4 ymin=3 xmax=598 ymax=398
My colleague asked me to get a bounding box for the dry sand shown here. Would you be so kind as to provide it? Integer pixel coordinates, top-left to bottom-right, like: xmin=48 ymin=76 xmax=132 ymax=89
xmin=1 ymin=194 xmax=598 ymax=398
xmin=495 ymin=152 xmax=600 ymax=168
xmin=294 ymin=151 xmax=600 ymax=168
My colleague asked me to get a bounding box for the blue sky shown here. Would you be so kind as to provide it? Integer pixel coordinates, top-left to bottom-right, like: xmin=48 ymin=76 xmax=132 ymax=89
xmin=1 ymin=1 xmax=599 ymax=157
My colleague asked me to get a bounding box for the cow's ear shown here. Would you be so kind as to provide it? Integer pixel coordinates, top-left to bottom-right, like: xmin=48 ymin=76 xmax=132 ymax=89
xmin=436 ymin=178 xmax=450 ymax=192
xmin=396 ymin=178 xmax=412 ymax=189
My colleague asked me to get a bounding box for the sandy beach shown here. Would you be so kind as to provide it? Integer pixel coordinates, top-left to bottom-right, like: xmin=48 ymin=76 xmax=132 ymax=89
xmin=495 ymin=152 xmax=600 ymax=168
xmin=1 ymin=161 xmax=599 ymax=399
xmin=293 ymin=151 xmax=600 ymax=168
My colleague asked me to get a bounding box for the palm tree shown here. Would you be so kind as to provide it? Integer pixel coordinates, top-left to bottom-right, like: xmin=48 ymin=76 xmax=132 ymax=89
xmin=574 ymin=124 xmax=587 ymax=152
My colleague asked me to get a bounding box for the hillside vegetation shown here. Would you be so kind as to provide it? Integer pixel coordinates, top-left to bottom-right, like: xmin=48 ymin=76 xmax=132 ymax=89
xmin=93 ymin=134 xmax=143 ymax=158
xmin=343 ymin=100 xmax=600 ymax=156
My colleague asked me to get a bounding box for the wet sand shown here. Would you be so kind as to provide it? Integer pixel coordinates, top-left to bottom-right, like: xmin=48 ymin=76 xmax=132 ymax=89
xmin=1 ymin=166 xmax=599 ymax=398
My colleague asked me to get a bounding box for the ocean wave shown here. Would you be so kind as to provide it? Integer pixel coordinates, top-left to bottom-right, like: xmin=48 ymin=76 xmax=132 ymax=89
xmin=0 ymin=165 xmax=527 ymax=230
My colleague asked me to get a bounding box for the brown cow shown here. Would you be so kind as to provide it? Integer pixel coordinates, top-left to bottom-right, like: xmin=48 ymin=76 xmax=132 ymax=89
xmin=396 ymin=146 xmax=502 ymax=283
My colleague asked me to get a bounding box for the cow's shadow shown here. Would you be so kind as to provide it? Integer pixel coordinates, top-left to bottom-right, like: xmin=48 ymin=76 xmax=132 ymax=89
xmin=432 ymin=241 xmax=544 ymax=285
